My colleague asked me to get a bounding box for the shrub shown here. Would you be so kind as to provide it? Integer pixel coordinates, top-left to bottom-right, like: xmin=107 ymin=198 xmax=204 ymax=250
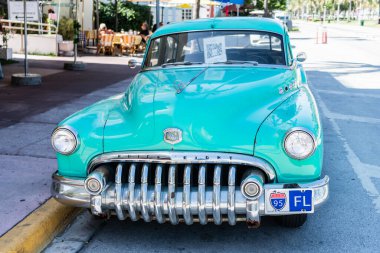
xmin=99 ymin=1 xmax=153 ymax=31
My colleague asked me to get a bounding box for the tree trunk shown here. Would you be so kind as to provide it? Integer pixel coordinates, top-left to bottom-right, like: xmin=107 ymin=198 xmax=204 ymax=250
xmin=196 ymin=0 xmax=200 ymax=19
xmin=115 ymin=0 xmax=118 ymax=31
xmin=264 ymin=0 xmax=269 ymax=17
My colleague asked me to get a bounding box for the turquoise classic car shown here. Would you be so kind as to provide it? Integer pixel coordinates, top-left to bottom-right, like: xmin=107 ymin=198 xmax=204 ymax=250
xmin=51 ymin=17 xmax=329 ymax=228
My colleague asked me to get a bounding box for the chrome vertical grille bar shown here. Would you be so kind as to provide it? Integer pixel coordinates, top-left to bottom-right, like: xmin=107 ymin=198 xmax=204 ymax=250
xmin=115 ymin=163 xmax=127 ymax=220
xmin=198 ymin=164 xmax=207 ymax=225
xmin=213 ymin=165 xmax=222 ymax=225
xmin=227 ymin=165 xmax=236 ymax=225
xmin=183 ymin=165 xmax=193 ymax=225
xmin=154 ymin=164 xmax=164 ymax=223
xmin=127 ymin=163 xmax=137 ymax=221
xmin=141 ymin=163 xmax=151 ymax=222
xmin=168 ymin=164 xmax=179 ymax=224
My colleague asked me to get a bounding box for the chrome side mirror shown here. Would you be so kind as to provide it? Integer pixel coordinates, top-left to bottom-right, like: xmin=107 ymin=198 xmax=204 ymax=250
xmin=128 ymin=59 xmax=137 ymax=69
xmin=296 ymin=52 xmax=307 ymax=62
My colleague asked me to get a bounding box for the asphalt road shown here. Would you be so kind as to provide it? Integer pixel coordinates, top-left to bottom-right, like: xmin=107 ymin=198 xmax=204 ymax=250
xmin=46 ymin=22 xmax=380 ymax=253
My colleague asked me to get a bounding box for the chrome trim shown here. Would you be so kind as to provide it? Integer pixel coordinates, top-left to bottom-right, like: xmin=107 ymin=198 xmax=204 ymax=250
xmin=154 ymin=164 xmax=164 ymax=223
xmin=127 ymin=163 xmax=137 ymax=221
xmin=51 ymin=173 xmax=90 ymax=208
xmin=183 ymin=165 xmax=193 ymax=225
xmin=51 ymin=126 xmax=80 ymax=155
xmin=283 ymin=127 xmax=317 ymax=160
xmin=88 ymin=151 xmax=276 ymax=182
xmin=115 ymin=164 xmax=127 ymax=220
xmin=198 ymin=164 xmax=207 ymax=225
xmin=213 ymin=165 xmax=222 ymax=225
xmin=52 ymin=171 xmax=329 ymax=225
xmin=168 ymin=165 xmax=179 ymax=224
xmin=227 ymin=165 xmax=236 ymax=225
xmin=141 ymin=163 xmax=151 ymax=222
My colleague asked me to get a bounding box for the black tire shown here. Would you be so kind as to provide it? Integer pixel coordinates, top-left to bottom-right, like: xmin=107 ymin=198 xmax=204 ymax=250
xmin=276 ymin=214 xmax=307 ymax=228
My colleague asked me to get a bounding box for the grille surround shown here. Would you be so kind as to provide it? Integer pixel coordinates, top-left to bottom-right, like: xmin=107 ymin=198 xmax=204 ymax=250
xmin=87 ymin=151 xmax=276 ymax=182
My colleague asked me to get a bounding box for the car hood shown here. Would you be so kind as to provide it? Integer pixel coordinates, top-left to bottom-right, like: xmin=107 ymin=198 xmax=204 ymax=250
xmin=103 ymin=66 xmax=297 ymax=155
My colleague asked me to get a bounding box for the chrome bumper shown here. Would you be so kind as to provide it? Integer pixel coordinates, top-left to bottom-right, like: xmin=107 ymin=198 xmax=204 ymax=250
xmin=52 ymin=172 xmax=329 ymax=226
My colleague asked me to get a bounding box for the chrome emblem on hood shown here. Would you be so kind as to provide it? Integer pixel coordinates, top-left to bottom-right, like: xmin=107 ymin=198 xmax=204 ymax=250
xmin=163 ymin=128 xmax=182 ymax=144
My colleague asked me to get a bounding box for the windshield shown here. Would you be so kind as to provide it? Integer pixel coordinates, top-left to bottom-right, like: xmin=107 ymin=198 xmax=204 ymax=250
xmin=144 ymin=30 xmax=286 ymax=68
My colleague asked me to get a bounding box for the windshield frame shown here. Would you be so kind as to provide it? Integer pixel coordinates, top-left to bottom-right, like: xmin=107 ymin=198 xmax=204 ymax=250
xmin=142 ymin=29 xmax=290 ymax=70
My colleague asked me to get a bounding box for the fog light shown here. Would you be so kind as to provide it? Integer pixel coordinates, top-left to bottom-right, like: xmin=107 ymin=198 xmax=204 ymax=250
xmin=244 ymin=182 xmax=260 ymax=197
xmin=241 ymin=172 xmax=264 ymax=200
xmin=86 ymin=178 xmax=101 ymax=193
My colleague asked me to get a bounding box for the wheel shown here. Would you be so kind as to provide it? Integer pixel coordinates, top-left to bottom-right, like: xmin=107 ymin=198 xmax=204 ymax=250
xmin=276 ymin=214 xmax=307 ymax=228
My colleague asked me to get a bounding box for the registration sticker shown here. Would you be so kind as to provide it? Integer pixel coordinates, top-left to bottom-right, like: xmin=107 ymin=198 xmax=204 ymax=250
xmin=265 ymin=189 xmax=314 ymax=214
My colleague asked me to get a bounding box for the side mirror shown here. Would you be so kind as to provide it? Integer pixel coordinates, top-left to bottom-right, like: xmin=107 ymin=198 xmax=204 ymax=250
xmin=128 ymin=59 xmax=137 ymax=69
xmin=296 ymin=52 xmax=307 ymax=62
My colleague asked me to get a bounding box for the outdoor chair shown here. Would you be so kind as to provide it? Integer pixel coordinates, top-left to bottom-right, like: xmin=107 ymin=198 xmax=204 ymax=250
xmin=121 ymin=35 xmax=135 ymax=55
xmin=112 ymin=35 xmax=123 ymax=56
xmin=131 ymin=35 xmax=143 ymax=56
xmin=85 ymin=30 xmax=97 ymax=46
xmin=97 ymin=34 xmax=113 ymax=55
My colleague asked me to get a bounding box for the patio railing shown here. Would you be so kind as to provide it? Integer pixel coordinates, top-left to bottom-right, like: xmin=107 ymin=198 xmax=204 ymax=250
xmin=0 ymin=19 xmax=57 ymax=35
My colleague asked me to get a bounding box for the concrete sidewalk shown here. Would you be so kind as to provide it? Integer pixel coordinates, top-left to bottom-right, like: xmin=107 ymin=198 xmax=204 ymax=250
xmin=0 ymin=56 xmax=139 ymax=236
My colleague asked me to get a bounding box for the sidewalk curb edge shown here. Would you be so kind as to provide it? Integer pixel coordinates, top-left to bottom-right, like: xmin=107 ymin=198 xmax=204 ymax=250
xmin=0 ymin=198 xmax=80 ymax=253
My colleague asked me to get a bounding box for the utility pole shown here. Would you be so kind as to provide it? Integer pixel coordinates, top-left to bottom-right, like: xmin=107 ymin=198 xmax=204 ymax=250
xmin=156 ymin=0 xmax=160 ymax=28
xmin=23 ymin=0 xmax=28 ymax=76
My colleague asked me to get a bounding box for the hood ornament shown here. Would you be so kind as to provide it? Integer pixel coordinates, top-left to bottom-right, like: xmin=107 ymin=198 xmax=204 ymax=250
xmin=163 ymin=128 xmax=182 ymax=144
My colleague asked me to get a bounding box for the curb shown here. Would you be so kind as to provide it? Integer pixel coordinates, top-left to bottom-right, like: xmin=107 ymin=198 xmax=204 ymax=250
xmin=0 ymin=198 xmax=81 ymax=253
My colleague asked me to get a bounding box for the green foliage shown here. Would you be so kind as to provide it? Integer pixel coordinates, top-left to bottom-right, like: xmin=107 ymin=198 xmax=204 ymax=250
xmin=73 ymin=20 xmax=81 ymax=44
xmin=245 ymin=0 xmax=287 ymax=12
xmin=98 ymin=0 xmax=153 ymax=31
xmin=58 ymin=17 xmax=75 ymax=40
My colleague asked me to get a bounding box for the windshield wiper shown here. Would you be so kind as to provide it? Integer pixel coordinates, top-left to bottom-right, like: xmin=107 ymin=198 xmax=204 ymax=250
xmin=213 ymin=60 xmax=259 ymax=66
xmin=162 ymin=61 xmax=203 ymax=68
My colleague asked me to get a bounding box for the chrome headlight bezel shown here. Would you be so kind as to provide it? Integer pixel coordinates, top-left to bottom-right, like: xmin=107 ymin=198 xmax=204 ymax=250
xmin=283 ymin=127 xmax=316 ymax=160
xmin=51 ymin=127 xmax=79 ymax=155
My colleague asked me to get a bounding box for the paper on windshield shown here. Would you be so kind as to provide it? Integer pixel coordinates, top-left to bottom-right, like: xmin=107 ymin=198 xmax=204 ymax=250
xmin=203 ymin=36 xmax=227 ymax=64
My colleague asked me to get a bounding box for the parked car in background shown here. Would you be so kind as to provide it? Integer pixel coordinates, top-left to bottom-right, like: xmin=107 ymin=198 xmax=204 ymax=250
xmin=275 ymin=13 xmax=293 ymax=30
xmin=51 ymin=17 xmax=329 ymax=229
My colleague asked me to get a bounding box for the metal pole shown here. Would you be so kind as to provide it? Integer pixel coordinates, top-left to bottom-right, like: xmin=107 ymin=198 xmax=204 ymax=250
xmin=74 ymin=0 xmax=78 ymax=63
xmin=96 ymin=0 xmax=99 ymax=42
xmin=156 ymin=0 xmax=160 ymax=28
xmin=24 ymin=0 xmax=28 ymax=76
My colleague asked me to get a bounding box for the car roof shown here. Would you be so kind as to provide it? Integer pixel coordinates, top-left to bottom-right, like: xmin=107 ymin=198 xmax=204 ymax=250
xmin=151 ymin=17 xmax=286 ymax=39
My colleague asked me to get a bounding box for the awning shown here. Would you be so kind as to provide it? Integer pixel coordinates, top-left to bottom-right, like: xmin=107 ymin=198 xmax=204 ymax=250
xmin=177 ymin=3 xmax=192 ymax=8
xmin=213 ymin=0 xmax=244 ymax=5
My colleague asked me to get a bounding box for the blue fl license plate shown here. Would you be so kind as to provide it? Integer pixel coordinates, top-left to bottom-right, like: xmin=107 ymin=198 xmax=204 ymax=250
xmin=264 ymin=189 xmax=314 ymax=215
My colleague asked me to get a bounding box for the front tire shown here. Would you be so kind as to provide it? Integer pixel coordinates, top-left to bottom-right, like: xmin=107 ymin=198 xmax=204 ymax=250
xmin=276 ymin=214 xmax=307 ymax=228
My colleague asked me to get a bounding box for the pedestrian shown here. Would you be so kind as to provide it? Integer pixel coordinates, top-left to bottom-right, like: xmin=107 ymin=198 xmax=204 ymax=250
xmin=139 ymin=22 xmax=151 ymax=43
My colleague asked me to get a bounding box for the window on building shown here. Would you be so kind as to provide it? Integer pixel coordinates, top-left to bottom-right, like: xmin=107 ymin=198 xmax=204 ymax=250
xmin=182 ymin=9 xmax=192 ymax=20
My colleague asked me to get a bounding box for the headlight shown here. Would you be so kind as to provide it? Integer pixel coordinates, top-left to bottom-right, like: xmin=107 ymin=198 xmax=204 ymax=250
xmin=51 ymin=127 xmax=78 ymax=155
xmin=284 ymin=128 xmax=315 ymax=160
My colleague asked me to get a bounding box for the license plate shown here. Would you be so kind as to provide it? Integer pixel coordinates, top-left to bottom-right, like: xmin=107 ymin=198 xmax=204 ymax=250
xmin=264 ymin=189 xmax=314 ymax=214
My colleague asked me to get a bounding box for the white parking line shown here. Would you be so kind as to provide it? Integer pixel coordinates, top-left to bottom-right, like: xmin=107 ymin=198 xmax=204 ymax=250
xmin=328 ymin=112 xmax=380 ymax=124
xmin=315 ymin=89 xmax=380 ymax=99
xmin=313 ymin=89 xmax=380 ymax=213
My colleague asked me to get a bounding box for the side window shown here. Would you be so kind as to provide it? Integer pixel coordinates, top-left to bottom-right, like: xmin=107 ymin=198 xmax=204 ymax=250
xmin=271 ymin=36 xmax=282 ymax=51
xmin=146 ymin=38 xmax=161 ymax=67
xmin=164 ymin=36 xmax=178 ymax=63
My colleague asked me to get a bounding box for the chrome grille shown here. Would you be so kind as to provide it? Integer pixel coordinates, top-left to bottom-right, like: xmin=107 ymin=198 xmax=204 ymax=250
xmin=95 ymin=161 xmax=263 ymax=225
xmin=87 ymin=152 xmax=276 ymax=225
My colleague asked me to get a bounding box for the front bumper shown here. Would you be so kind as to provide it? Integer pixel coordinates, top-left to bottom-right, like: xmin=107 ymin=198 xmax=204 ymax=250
xmin=51 ymin=172 xmax=329 ymax=226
